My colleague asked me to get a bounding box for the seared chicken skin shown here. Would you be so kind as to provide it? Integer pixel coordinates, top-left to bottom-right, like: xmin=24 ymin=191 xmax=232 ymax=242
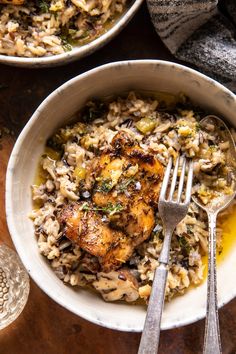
xmin=60 ymin=131 xmax=163 ymax=272
xmin=93 ymin=131 xmax=163 ymax=207
xmin=59 ymin=200 xmax=154 ymax=272
xmin=59 ymin=202 xmax=133 ymax=272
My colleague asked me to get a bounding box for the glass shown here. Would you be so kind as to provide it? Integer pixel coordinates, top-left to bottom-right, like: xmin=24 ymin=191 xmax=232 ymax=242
xmin=0 ymin=243 xmax=30 ymax=330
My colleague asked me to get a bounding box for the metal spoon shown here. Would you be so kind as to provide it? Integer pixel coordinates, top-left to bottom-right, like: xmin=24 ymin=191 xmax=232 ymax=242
xmin=192 ymin=115 xmax=236 ymax=354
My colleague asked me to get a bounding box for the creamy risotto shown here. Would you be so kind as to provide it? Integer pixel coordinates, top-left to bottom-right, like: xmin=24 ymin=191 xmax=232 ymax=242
xmin=30 ymin=92 xmax=236 ymax=303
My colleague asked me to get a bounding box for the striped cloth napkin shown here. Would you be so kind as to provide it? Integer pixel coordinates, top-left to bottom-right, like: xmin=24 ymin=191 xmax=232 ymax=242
xmin=147 ymin=0 xmax=236 ymax=92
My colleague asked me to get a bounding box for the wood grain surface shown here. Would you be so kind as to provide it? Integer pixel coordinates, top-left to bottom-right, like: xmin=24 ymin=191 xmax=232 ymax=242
xmin=0 ymin=3 xmax=236 ymax=354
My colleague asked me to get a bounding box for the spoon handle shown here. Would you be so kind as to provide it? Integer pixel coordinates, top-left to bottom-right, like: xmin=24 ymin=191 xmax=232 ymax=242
xmin=203 ymin=213 xmax=222 ymax=354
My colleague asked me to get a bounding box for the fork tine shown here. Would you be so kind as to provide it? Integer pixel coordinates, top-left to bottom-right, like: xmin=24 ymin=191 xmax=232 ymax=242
xmin=168 ymin=156 xmax=180 ymax=201
xmin=177 ymin=156 xmax=186 ymax=203
xmin=159 ymin=157 xmax=172 ymax=201
xmin=184 ymin=159 xmax=194 ymax=204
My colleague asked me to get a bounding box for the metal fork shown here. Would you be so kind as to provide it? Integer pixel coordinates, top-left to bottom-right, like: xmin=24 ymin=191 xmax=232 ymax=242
xmin=138 ymin=155 xmax=194 ymax=354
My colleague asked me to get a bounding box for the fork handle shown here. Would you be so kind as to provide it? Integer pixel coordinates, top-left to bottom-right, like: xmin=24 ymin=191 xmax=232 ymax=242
xmin=203 ymin=212 xmax=222 ymax=354
xmin=138 ymin=228 xmax=173 ymax=354
xmin=138 ymin=263 xmax=168 ymax=354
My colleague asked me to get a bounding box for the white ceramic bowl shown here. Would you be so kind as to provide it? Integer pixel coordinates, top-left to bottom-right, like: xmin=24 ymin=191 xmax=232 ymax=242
xmin=6 ymin=60 xmax=236 ymax=332
xmin=0 ymin=0 xmax=143 ymax=68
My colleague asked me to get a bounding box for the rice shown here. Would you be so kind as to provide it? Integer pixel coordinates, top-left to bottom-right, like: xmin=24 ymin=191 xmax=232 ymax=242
xmin=30 ymin=91 xmax=236 ymax=303
xmin=0 ymin=0 xmax=128 ymax=57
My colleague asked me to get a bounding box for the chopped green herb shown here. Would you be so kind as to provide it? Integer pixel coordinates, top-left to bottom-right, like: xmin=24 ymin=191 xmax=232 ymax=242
xmin=178 ymin=236 xmax=191 ymax=255
xmin=60 ymin=27 xmax=77 ymax=52
xmin=62 ymin=41 xmax=73 ymax=52
xmin=38 ymin=0 xmax=49 ymax=13
xmin=96 ymin=179 xmax=113 ymax=193
xmin=195 ymin=122 xmax=201 ymax=132
xmin=81 ymin=202 xmax=124 ymax=215
xmin=117 ymin=178 xmax=135 ymax=193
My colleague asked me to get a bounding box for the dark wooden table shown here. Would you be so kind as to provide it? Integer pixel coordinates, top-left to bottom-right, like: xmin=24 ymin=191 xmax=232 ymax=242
xmin=0 ymin=3 xmax=236 ymax=354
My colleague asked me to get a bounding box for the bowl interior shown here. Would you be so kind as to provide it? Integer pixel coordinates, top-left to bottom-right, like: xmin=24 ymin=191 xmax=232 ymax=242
xmin=6 ymin=61 xmax=236 ymax=331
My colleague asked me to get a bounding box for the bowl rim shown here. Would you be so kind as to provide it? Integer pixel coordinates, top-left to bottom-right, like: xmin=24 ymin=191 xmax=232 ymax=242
xmin=0 ymin=0 xmax=143 ymax=67
xmin=5 ymin=60 xmax=236 ymax=332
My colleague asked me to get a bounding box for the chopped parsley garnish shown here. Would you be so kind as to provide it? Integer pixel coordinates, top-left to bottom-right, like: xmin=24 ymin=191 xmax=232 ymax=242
xmin=195 ymin=122 xmax=201 ymax=132
xmin=62 ymin=41 xmax=73 ymax=52
xmin=117 ymin=178 xmax=135 ymax=193
xmin=178 ymin=236 xmax=191 ymax=255
xmin=38 ymin=0 xmax=49 ymax=13
xmin=81 ymin=202 xmax=124 ymax=215
xmin=60 ymin=27 xmax=77 ymax=52
xmin=96 ymin=179 xmax=113 ymax=193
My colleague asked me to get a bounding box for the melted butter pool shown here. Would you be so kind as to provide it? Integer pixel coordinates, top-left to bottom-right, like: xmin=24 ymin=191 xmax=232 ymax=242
xmin=34 ymin=147 xmax=60 ymax=187
xmin=201 ymin=204 xmax=236 ymax=280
